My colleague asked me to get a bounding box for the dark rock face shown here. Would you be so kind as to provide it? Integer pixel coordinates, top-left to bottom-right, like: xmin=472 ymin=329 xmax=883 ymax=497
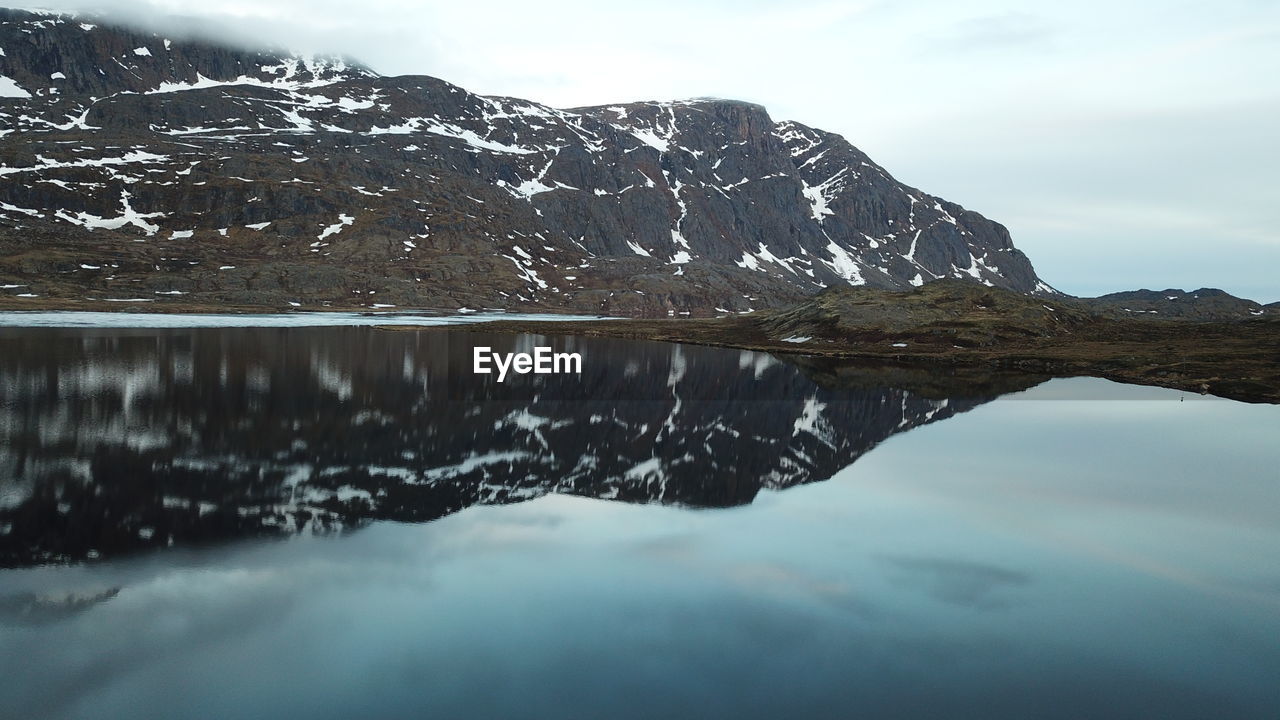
xmin=0 ymin=326 xmax=998 ymax=567
xmin=0 ymin=9 xmax=1055 ymax=315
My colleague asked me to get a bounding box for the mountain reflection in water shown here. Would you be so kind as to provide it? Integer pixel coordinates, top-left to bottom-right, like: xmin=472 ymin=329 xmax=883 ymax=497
xmin=0 ymin=327 xmax=1030 ymax=567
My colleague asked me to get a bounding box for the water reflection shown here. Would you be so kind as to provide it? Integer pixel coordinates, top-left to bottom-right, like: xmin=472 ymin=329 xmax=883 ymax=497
xmin=0 ymin=328 xmax=1276 ymax=719
xmin=0 ymin=327 xmax=1017 ymax=566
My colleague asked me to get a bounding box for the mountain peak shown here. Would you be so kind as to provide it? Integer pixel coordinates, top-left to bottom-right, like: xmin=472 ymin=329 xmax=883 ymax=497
xmin=0 ymin=8 xmax=374 ymax=98
xmin=0 ymin=8 xmax=1055 ymax=315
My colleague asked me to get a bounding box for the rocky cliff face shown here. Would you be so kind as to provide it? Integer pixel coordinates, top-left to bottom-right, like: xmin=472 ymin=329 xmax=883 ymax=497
xmin=0 ymin=8 xmax=1055 ymax=315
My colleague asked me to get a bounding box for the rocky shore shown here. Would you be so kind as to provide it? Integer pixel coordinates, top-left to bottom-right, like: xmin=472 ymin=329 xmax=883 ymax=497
xmin=389 ymin=281 xmax=1280 ymax=404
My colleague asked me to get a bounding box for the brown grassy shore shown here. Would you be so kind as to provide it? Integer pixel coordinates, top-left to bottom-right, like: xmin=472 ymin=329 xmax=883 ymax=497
xmin=381 ymin=281 xmax=1280 ymax=404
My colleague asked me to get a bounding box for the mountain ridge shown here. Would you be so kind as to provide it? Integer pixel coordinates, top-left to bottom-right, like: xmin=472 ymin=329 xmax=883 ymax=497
xmin=1 ymin=7 xmax=1062 ymax=316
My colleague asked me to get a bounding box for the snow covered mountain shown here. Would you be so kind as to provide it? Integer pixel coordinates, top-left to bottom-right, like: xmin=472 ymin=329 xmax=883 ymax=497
xmin=0 ymin=8 xmax=1057 ymax=315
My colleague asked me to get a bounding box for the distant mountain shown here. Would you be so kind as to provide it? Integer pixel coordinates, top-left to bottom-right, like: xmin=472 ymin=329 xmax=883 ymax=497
xmin=0 ymin=8 xmax=1055 ymax=315
xmin=1082 ymin=288 xmax=1269 ymax=321
xmin=753 ymin=282 xmax=1273 ymax=360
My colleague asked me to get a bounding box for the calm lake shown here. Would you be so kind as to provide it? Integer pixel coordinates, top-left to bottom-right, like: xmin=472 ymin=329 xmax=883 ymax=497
xmin=1 ymin=320 xmax=1277 ymax=719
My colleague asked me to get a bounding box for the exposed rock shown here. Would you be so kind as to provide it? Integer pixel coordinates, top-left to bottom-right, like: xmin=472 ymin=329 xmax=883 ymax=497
xmin=0 ymin=8 xmax=1055 ymax=316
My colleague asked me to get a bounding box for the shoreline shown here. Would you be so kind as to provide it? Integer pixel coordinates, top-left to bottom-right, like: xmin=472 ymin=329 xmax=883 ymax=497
xmin=382 ymin=316 xmax=1280 ymax=405
xmin=0 ymin=298 xmax=594 ymax=317
xmin=3 ymin=299 xmax=1275 ymax=404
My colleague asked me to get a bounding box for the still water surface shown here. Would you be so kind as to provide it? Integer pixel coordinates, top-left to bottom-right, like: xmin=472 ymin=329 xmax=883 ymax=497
xmin=0 ymin=324 xmax=1277 ymax=719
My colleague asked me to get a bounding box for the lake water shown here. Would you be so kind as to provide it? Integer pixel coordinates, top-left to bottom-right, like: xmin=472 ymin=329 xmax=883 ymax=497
xmin=0 ymin=323 xmax=1277 ymax=719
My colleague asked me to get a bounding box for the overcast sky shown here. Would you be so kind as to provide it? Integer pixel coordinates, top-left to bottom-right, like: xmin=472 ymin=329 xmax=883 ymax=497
xmin=23 ymin=0 xmax=1280 ymax=301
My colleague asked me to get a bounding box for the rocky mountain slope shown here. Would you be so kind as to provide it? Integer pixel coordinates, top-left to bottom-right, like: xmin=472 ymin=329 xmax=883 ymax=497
xmin=0 ymin=8 xmax=1055 ymax=315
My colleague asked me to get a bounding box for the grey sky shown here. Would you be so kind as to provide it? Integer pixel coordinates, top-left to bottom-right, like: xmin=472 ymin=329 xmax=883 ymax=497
xmin=21 ymin=0 xmax=1280 ymax=301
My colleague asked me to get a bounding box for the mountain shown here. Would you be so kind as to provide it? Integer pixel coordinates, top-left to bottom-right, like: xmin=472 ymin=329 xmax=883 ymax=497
xmin=0 ymin=326 xmax=1010 ymax=567
xmin=0 ymin=8 xmax=1055 ymax=316
xmin=1081 ymin=288 xmax=1269 ymax=321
